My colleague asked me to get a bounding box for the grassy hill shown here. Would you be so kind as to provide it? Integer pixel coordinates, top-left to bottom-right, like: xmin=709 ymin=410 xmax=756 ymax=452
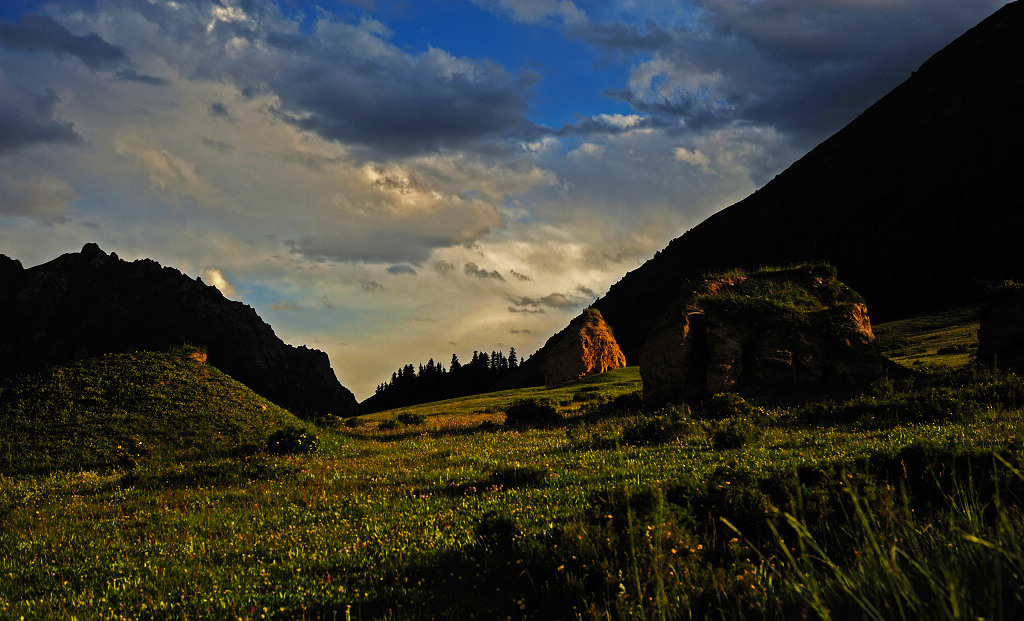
xmin=4 ymin=314 xmax=1024 ymax=619
xmin=0 ymin=347 xmax=315 ymax=476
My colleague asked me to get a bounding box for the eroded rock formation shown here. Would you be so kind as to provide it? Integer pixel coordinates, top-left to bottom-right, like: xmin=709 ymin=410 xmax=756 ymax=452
xmin=541 ymin=308 xmax=627 ymax=386
xmin=0 ymin=243 xmax=357 ymax=417
xmin=640 ymin=266 xmax=882 ymax=407
xmin=978 ymin=284 xmax=1024 ymax=372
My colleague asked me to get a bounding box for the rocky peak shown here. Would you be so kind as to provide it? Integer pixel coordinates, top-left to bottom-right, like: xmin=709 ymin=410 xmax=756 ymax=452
xmin=0 ymin=244 xmax=357 ymax=418
xmin=540 ymin=308 xmax=627 ymax=386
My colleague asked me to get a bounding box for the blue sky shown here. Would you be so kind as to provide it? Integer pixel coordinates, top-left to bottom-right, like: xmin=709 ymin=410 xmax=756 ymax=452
xmin=0 ymin=0 xmax=1009 ymax=399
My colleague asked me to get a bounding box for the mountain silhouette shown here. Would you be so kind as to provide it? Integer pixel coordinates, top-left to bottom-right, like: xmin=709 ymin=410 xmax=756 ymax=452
xmin=567 ymin=0 xmax=1024 ymax=367
xmin=0 ymin=243 xmax=358 ymax=417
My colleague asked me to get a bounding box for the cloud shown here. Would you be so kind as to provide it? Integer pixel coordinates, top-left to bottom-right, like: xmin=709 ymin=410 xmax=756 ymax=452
xmin=0 ymin=14 xmax=126 ymax=69
xmin=465 ymin=262 xmax=505 ymax=280
xmin=433 ymin=261 xmax=457 ymax=276
xmin=113 ymin=134 xmax=219 ymax=204
xmin=510 ymin=270 xmax=533 ymax=281
xmin=200 ymin=268 xmax=238 ymax=299
xmin=271 ymin=299 xmax=304 ymax=311
xmin=673 ymin=146 xmax=712 ymax=171
xmin=264 ymin=21 xmax=539 ymax=156
xmin=0 ymin=87 xmax=82 ymax=154
xmin=597 ymin=0 xmax=1006 ymax=142
xmin=508 ymin=291 xmax=584 ymax=312
xmin=0 ymin=172 xmax=77 ymax=222
xmin=115 ymin=69 xmax=169 ymax=86
xmin=208 ymin=102 xmax=233 ymax=119
xmin=201 ymin=138 xmax=234 ymax=152
xmin=471 ymin=0 xmax=587 ymax=25
xmin=387 ymin=264 xmax=417 ymax=276
xmin=566 ymin=20 xmax=673 ymax=50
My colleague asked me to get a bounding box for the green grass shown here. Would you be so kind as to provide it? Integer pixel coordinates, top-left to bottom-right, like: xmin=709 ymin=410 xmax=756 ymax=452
xmin=875 ymin=307 xmax=979 ymax=369
xmin=3 ymin=328 xmax=1024 ymax=619
xmin=0 ymin=347 xmax=312 ymax=475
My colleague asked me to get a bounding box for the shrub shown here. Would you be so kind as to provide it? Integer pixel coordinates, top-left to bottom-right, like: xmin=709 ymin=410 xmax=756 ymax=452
xmin=700 ymin=392 xmax=754 ymax=420
xmin=265 ymin=425 xmax=318 ymax=455
xmin=396 ymin=411 xmax=426 ymax=425
xmin=504 ymin=398 xmax=561 ymax=428
xmin=344 ymin=416 xmax=363 ymax=428
xmin=622 ymin=414 xmax=695 ymax=446
xmin=712 ymin=417 xmax=762 ymax=450
xmin=378 ymin=419 xmax=400 ymax=431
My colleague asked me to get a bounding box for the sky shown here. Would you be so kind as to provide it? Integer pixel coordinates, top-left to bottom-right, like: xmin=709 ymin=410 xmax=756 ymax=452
xmin=0 ymin=0 xmax=1008 ymax=401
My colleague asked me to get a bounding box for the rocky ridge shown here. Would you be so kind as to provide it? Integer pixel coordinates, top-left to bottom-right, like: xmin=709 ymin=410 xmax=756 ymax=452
xmin=0 ymin=243 xmax=357 ymax=418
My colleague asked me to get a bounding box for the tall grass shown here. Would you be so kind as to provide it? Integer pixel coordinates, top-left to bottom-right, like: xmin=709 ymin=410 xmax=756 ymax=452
xmin=5 ymin=331 xmax=1024 ymax=619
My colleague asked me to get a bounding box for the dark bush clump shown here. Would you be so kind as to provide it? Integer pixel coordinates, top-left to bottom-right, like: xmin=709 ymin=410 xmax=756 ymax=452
xmin=378 ymin=419 xmax=400 ymax=431
xmin=712 ymin=417 xmax=762 ymax=450
xmin=700 ymin=392 xmax=754 ymax=420
xmin=265 ymin=426 xmax=318 ymax=455
xmin=622 ymin=413 xmax=695 ymax=446
xmin=504 ymin=398 xmax=561 ymax=428
xmin=397 ymin=411 xmax=427 ymax=425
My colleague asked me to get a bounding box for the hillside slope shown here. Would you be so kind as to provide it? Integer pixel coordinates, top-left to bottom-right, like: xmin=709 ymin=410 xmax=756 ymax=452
xmin=0 ymin=348 xmax=311 ymax=475
xmin=546 ymin=1 xmax=1023 ymax=370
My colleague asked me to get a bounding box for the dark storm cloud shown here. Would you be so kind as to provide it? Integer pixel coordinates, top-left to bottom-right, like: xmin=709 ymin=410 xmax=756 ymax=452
xmin=508 ymin=292 xmax=575 ymax=311
xmin=201 ymin=138 xmax=235 ymax=152
xmin=0 ymin=88 xmax=82 ymax=154
xmin=464 ymin=262 xmax=504 ymax=280
xmin=113 ymin=0 xmax=542 ymax=156
xmin=270 ymin=58 xmax=537 ymax=156
xmin=115 ymin=69 xmax=169 ymax=86
xmin=387 ymin=264 xmax=417 ymax=276
xmin=0 ymin=14 xmax=126 ymax=69
xmin=566 ymin=20 xmax=674 ymax=51
xmin=594 ymin=0 xmax=1006 ymax=144
xmin=209 ymin=102 xmax=233 ymax=119
xmin=433 ymin=261 xmax=457 ymax=276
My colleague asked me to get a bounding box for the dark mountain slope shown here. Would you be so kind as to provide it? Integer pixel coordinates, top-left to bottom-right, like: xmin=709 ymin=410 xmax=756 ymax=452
xmin=0 ymin=244 xmax=358 ymax=417
xmin=586 ymin=0 xmax=1024 ymax=365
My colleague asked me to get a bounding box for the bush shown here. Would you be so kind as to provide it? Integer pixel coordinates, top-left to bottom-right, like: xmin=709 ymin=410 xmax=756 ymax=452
xmin=396 ymin=411 xmax=426 ymax=425
xmin=265 ymin=426 xmax=318 ymax=455
xmin=712 ymin=417 xmax=762 ymax=450
xmin=700 ymin=392 xmax=754 ymax=420
xmin=504 ymin=398 xmax=561 ymax=428
xmin=344 ymin=416 xmax=363 ymax=428
xmin=622 ymin=414 xmax=696 ymax=446
xmin=378 ymin=419 xmax=400 ymax=431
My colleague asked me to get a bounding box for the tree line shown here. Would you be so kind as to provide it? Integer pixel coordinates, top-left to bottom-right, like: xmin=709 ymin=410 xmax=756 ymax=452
xmin=360 ymin=348 xmax=520 ymax=413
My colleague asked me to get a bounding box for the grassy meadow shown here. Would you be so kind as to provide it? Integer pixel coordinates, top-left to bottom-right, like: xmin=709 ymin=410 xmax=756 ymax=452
xmin=4 ymin=309 xmax=1024 ymax=619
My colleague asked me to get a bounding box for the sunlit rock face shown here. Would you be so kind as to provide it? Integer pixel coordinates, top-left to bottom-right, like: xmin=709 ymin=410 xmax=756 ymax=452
xmin=978 ymin=284 xmax=1024 ymax=373
xmin=541 ymin=308 xmax=627 ymax=387
xmin=639 ymin=266 xmax=882 ymax=407
xmin=0 ymin=243 xmax=357 ymax=418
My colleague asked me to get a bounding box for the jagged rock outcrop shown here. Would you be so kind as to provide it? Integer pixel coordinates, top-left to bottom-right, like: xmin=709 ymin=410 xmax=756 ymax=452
xmin=977 ymin=284 xmax=1024 ymax=372
xmin=0 ymin=243 xmax=357 ymax=418
xmin=540 ymin=308 xmax=627 ymax=386
xmin=640 ymin=266 xmax=882 ymax=407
